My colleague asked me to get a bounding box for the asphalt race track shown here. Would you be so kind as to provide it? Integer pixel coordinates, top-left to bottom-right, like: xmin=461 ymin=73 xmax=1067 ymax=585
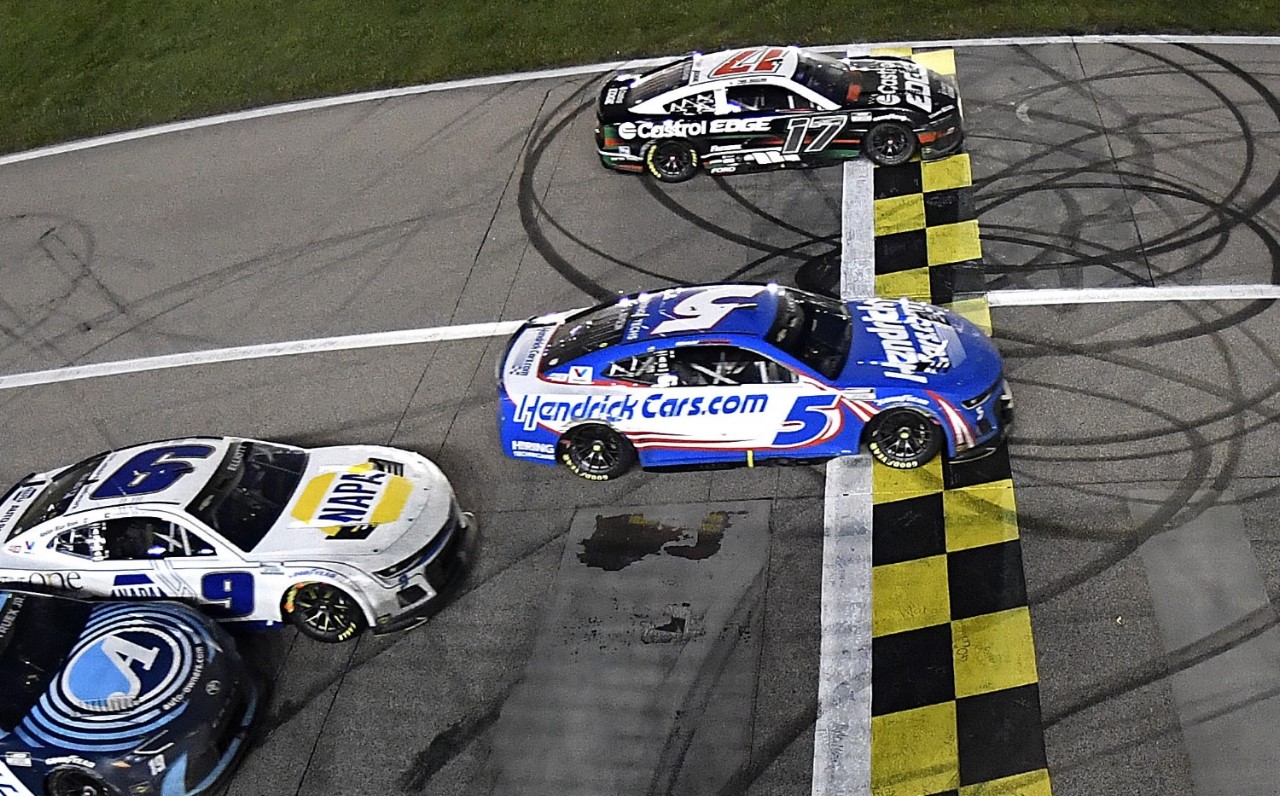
xmin=2 ymin=39 xmax=1280 ymax=796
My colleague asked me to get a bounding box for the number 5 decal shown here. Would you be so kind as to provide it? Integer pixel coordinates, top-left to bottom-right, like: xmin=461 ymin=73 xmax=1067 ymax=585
xmin=773 ymin=394 xmax=841 ymax=447
xmin=200 ymin=571 xmax=255 ymax=618
xmin=781 ymin=115 xmax=848 ymax=155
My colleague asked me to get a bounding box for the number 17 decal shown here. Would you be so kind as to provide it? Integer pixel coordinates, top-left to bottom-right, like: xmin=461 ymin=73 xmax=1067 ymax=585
xmin=781 ymin=115 xmax=848 ymax=155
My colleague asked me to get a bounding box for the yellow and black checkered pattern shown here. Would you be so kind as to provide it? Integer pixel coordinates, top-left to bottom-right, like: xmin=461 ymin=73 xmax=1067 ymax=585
xmin=868 ymin=48 xmax=1052 ymax=796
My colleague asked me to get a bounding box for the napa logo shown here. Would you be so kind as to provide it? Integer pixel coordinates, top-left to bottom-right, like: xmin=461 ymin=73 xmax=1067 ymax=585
xmin=290 ymin=463 xmax=412 ymax=531
xmin=62 ymin=628 xmax=180 ymax=713
xmin=111 ymin=573 xmax=165 ymax=598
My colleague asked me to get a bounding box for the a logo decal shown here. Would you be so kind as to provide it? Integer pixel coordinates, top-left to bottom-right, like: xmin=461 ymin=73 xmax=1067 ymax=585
xmin=111 ymin=573 xmax=165 ymax=598
xmin=290 ymin=465 xmax=411 ymax=532
xmin=62 ymin=629 xmax=179 ymax=713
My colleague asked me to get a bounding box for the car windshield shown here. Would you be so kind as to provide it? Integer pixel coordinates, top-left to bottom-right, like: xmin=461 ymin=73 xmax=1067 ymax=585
xmin=540 ymin=302 xmax=633 ymax=372
xmin=793 ymin=52 xmax=852 ymax=105
xmin=767 ymin=288 xmax=852 ymax=379
xmin=6 ymin=453 xmax=108 ymax=541
xmin=187 ymin=441 xmax=307 ymax=551
xmin=627 ymin=59 xmax=692 ymax=105
xmin=0 ymin=591 xmax=91 ymax=731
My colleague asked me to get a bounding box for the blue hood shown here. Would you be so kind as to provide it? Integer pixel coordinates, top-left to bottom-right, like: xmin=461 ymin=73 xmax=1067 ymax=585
xmin=838 ymin=297 xmax=1001 ymax=397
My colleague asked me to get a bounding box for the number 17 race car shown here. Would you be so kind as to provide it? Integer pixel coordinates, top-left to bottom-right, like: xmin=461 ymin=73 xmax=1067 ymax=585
xmin=595 ymin=45 xmax=963 ymax=181
xmin=497 ymin=284 xmax=1011 ymax=480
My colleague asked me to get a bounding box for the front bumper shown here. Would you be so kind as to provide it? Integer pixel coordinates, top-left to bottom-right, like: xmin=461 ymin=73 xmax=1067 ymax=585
xmin=372 ymin=512 xmax=479 ymax=635
xmin=920 ymin=123 xmax=965 ymax=160
xmin=951 ymin=389 xmax=1013 ymax=463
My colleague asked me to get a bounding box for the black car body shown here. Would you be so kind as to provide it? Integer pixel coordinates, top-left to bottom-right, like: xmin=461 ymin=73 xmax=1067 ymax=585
xmin=595 ymin=46 xmax=963 ymax=182
xmin=0 ymin=589 xmax=257 ymax=796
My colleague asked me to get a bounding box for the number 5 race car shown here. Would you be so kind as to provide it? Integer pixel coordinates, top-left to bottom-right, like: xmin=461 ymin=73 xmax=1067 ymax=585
xmin=0 ymin=437 xmax=475 ymax=643
xmin=498 ymin=284 xmax=1011 ymax=480
xmin=595 ymin=45 xmax=963 ymax=181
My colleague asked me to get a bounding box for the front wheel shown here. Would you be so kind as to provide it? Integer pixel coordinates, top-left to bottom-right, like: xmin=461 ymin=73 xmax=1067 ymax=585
xmin=645 ymin=139 xmax=700 ymax=182
xmin=863 ymin=122 xmax=918 ymax=167
xmin=46 ymin=767 xmax=118 ymax=796
xmin=283 ymin=582 xmax=367 ymax=643
xmin=558 ymin=424 xmax=636 ymax=481
xmin=865 ymin=409 xmax=943 ymax=469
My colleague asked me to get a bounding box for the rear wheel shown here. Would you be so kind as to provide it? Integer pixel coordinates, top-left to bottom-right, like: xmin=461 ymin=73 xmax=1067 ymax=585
xmin=558 ymin=424 xmax=636 ymax=481
xmin=863 ymin=122 xmax=918 ymax=166
xmin=645 ymin=139 xmax=700 ymax=182
xmin=283 ymin=582 xmax=367 ymax=643
xmin=865 ymin=408 xmax=943 ymax=469
xmin=46 ymin=767 xmax=118 ymax=796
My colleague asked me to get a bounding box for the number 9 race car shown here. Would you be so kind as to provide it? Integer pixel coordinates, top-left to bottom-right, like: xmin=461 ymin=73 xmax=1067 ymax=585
xmin=0 ymin=437 xmax=476 ymax=643
xmin=497 ymin=284 xmax=1011 ymax=480
xmin=595 ymin=45 xmax=963 ymax=182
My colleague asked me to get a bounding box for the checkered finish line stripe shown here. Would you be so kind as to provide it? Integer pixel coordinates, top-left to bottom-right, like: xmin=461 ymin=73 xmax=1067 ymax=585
xmin=868 ymin=48 xmax=1052 ymax=796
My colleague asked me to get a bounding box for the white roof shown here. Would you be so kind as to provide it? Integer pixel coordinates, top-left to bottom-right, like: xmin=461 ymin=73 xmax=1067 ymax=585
xmin=61 ymin=437 xmax=234 ymax=514
xmin=689 ymin=46 xmax=803 ymax=85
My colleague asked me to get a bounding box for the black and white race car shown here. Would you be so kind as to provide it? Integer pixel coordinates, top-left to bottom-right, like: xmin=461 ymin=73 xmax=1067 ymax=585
xmin=595 ymin=45 xmax=963 ymax=182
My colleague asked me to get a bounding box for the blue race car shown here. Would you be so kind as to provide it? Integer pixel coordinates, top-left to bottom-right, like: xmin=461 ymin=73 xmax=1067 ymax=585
xmin=0 ymin=589 xmax=257 ymax=796
xmin=497 ymin=284 xmax=1010 ymax=480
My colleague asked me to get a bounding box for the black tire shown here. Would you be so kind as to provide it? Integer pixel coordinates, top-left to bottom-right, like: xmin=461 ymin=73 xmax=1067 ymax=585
xmin=282 ymin=582 xmax=367 ymax=643
xmin=865 ymin=408 xmax=943 ymax=469
xmin=46 ymin=767 xmax=118 ymax=796
xmin=863 ymin=122 xmax=918 ymax=167
xmin=645 ymin=139 xmax=700 ymax=182
xmin=558 ymin=424 xmax=636 ymax=481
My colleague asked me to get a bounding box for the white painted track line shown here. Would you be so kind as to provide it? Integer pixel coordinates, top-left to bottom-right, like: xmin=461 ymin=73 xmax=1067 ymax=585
xmin=0 ymin=320 xmax=522 ymax=391
xmin=4 ymin=36 xmax=1280 ymax=167
xmin=812 ymin=159 xmax=876 ymax=796
xmin=988 ymin=283 xmax=1280 ymax=306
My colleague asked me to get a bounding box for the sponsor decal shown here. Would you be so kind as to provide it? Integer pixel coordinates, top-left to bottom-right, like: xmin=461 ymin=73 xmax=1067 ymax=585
xmin=60 ymin=623 xmax=205 ymax=715
xmin=43 ymin=756 xmax=92 ymax=768
xmin=24 ymin=571 xmax=84 ymax=591
xmin=513 ymin=392 xmax=769 ymax=432
xmin=508 ymin=327 xmax=551 ymax=377
xmin=616 ymin=117 xmax=772 ymax=140
xmin=147 ymin=754 xmax=166 ymax=775
xmin=857 ymin=298 xmax=953 ymax=384
xmin=0 ymin=486 xmax=37 ymax=534
xmin=290 ymin=466 xmax=411 ymax=531
xmin=873 ymin=61 xmax=931 ymax=113
xmin=604 ymin=87 xmax=627 ymax=104
xmin=2 ymin=755 xmax=29 ymax=769
xmin=111 ymin=572 xmax=164 ymax=598
xmin=567 ymin=365 xmax=593 ymax=384
xmin=0 ymin=595 xmax=20 ymax=640
xmin=511 ymin=440 xmax=556 ymax=460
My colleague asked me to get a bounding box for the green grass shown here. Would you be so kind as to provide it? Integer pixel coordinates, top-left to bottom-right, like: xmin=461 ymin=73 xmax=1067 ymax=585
xmin=2 ymin=0 xmax=1279 ymax=154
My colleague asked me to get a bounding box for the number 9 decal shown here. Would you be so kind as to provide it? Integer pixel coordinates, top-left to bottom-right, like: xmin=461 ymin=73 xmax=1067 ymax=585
xmin=92 ymin=445 xmax=216 ymax=499
xmin=200 ymin=571 xmax=255 ymax=618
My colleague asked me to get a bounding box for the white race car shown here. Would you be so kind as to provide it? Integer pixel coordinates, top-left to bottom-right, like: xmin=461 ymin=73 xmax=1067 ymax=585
xmin=0 ymin=437 xmax=474 ymax=642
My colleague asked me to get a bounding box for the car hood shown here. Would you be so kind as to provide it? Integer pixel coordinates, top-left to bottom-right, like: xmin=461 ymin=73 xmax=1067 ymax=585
xmin=837 ymin=297 xmax=1000 ymax=397
xmin=248 ymin=446 xmax=453 ymax=564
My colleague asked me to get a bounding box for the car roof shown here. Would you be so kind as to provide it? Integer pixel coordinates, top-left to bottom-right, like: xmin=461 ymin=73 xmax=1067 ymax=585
xmin=39 ymin=437 xmax=234 ymax=519
xmin=689 ymin=46 xmax=804 ymax=86
xmin=582 ymin=284 xmax=783 ymax=353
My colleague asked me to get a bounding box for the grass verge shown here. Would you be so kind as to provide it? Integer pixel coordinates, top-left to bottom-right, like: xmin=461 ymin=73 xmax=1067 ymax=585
xmin=3 ymin=0 xmax=1279 ymax=154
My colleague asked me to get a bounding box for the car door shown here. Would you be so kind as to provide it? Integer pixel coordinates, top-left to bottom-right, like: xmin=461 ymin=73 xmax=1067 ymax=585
xmin=48 ymin=517 xmax=169 ymax=600
xmin=143 ymin=517 xmax=265 ymax=623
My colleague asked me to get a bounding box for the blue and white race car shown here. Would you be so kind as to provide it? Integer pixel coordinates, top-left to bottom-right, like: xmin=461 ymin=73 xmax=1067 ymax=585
xmin=0 ymin=588 xmax=256 ymax=796
xmin=0 ymin=437 xmax=475 ymax=643
xmin=497 ymin=284 xmax=1010 ymax=479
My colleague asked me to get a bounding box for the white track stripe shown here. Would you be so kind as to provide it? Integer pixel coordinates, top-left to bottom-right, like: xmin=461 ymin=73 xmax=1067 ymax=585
xmin=812 ymin=158 xmax=876 ymax=796
xmin=5 ymin=35 xmax=1280 ymax=167
xmin=813 ymin=455 xmax=874 ymax=796
xmin=988 ymin=283 xmax=1280 ymax=306
xmin=0 ymin=321 xmax=522 ymax=391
